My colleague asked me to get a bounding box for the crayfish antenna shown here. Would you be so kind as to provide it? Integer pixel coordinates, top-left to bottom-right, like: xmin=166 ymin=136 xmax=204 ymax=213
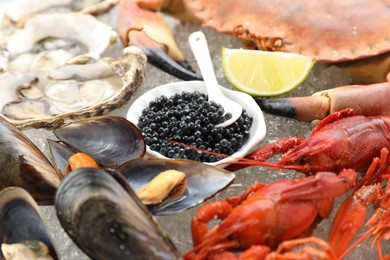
xmin=170 ymin=141 xmax=311 ymax=172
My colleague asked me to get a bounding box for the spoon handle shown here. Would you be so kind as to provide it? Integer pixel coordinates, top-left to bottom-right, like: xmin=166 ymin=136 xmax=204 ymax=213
xmin=189 ymin=31 xmax=222 ymax=101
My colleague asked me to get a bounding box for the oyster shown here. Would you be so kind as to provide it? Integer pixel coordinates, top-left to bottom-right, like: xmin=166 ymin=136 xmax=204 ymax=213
xmin=55 ymin=167 xmax=179 ymax=259
xmin=0 ymin=187 xmax=58 ymax=259
xmin=0 ymin=117 xmax=62 ymax=204
xmin=4 ymin=0 xmax=118 ymax=25
xmin=0 ymin=47 xmax=146 ymax=129
xmin=2 ymin=12 xmax=118 ymax=72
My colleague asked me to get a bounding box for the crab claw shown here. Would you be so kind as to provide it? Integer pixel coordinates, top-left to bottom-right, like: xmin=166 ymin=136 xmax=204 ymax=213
xmin=343 ymin=52 xmax=390 ymax=84
xmin=118 ymin=0 xmax=202 ymax=80
xmin=257 ymin=81 xmax=390 ymax=122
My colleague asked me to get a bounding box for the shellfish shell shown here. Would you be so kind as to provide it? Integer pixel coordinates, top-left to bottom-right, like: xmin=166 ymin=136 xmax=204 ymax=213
xmin=55 ymin=167 xmax=179 ymax=259
xmin=186 ymin=0 xmax=390 ymax=62
xmin=117 ymin=157 xmax=235 ymax=215
xmin=4 ymin=0 xmax=118 ymax=25
xmin=0 ymin=117 xmax=62 ymax=204
xmin=0 ymin=187 xmax=58 ymax=259
xmin=4 ymin=12 xmax=118 ymax=71
xmin=52 ymin=115 xmax=146 ymax=168
xmin=0 ymin=47 xmax=146 ymax=129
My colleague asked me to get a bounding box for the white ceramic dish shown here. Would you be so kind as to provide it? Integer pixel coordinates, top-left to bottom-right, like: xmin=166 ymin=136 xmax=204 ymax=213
xmin=127 ymin=80 xmax=266 ymax=168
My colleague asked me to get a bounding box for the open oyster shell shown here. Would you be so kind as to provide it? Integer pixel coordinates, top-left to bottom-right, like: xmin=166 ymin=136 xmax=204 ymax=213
xmin=1 ymin=12 xmax=119 ymax=72
xmin=4 ymin=0 xmax=118 ymax=25
xmin=0 ymin=46 xmax=146 ymax=129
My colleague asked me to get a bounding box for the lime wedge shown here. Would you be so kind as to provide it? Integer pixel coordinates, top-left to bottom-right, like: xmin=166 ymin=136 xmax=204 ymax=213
xmin=222 ymin=48 xmax=316 ymax=97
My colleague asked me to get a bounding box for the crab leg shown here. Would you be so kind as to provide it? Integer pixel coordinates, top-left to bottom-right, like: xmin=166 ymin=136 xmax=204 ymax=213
xmin=256 ymin=81 xmax=390 ymax=122
xmin=118 ymin=0 xmax=201 ymax=80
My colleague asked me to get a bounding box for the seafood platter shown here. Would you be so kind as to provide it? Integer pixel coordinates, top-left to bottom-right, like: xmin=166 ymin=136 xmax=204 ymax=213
xmin=0 ymin=0 xmax=390 ymax=259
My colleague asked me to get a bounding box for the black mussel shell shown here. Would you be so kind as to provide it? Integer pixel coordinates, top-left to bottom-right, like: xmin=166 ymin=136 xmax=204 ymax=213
xmin=47 ymin=139 xmax=76 ymax=174
xmin=116 ymin=158 xmax=235 ymax=215
xmin=0 ymin=187 xmax=58 ymax=259
xmin=48 ymin=139 xmax=135 ymax=193
xmin=55 ymin=167 xmax=179 ymax=260
xmin=0 ymin=118 xmax=62 ymax=204
xmin=53 ymin=116 xmax=146 ymax=169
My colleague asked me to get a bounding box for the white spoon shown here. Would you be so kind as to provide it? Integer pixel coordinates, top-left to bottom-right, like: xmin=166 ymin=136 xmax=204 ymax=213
xmin=189 ymin=31 xmax=242 ymax=128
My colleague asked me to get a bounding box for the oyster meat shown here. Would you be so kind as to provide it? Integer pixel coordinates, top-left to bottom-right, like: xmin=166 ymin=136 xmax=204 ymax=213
xmin=0 ymin=46 xmax=146 ymax=129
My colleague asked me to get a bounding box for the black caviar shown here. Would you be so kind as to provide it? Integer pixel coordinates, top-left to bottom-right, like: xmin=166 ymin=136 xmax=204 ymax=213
xmin=137 ymin=91 xmax=253 ymax=162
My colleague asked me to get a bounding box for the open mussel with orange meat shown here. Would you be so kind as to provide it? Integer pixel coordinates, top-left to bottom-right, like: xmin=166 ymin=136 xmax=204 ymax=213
xmin=55 ymin=167 xmax=180 ymax=260
xmin=50 ymin=115 xmax=146 ymax=170
xmin=0 ymin=187 xmax=58 ymax=259
xmin=49 ymin=115 xmax=235 ymax=215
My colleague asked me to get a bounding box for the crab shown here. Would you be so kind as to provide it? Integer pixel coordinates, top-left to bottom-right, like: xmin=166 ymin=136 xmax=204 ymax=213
xmin=117 ymin=0 xmax=390 ymax=83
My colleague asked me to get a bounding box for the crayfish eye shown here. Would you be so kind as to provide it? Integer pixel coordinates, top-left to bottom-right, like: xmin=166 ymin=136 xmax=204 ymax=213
xmin=297 ymin=157 xmax=307 ymax=164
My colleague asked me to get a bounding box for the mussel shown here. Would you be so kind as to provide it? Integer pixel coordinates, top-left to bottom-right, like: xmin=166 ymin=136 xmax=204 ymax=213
xmin=0 ymin=117 xmax=62 ymax=204
xmin=52 ymin=115 xmax=146 ymax=169
xmin=0 ymin=187 xmax=58 ymax=259
xmin=117 ymin=158 xmax=235 ymax=215
xmin=55 ymin=167 xmax=179 ymax=260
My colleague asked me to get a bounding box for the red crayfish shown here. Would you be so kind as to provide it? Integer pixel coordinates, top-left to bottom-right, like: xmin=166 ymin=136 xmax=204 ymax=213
xmin=226 ymin=108 xmax=390 ymax=174
xmin=185 ymin=148 xmax=390 ymax=259
xmin=183 ymin=168 xmax=357 ymax=259
xmin=330 ymin=148 xmax=390 ymax=260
